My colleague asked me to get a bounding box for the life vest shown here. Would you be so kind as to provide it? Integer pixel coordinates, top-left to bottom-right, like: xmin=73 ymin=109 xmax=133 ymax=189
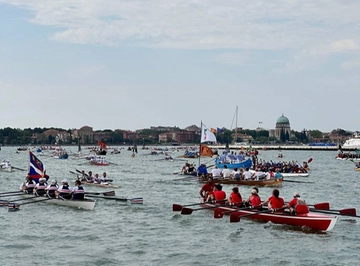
xmin=35 ymin=182 xmax=47 ymax=195
xmin=295 ymin=199 xmax=309 ymax=214
xmin=25 ymin=182 xmax=35 ymax=193
xmin=47 ymin=184 xmax=58 ymax=197
xmin=73 ymin=186 xmax=84 ymax=200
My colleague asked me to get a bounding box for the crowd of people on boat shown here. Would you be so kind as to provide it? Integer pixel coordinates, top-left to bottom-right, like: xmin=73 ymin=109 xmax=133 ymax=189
xmin=199 ymin=177 xmax=309 ymax=214
xmin=77 ymin=170 xmax=111 ymax=184
xmin=253 ymin=159 xmax=309 ymax=173
xmin=336 ymin=150 xmax=360 ymax=160
xmin=19 ymin=176 xmax=85 ymax=200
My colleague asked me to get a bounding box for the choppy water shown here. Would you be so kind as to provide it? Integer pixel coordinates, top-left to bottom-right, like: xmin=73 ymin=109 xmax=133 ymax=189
xmin=0 ymin=147 xmax=359 ymax=266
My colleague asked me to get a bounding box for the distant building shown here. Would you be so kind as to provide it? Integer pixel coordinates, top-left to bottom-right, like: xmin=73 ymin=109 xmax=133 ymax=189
xmin=275 ymin=114 xmax=291 ymax=140
xmin=73 ymin=126 xmax=94 ymax=144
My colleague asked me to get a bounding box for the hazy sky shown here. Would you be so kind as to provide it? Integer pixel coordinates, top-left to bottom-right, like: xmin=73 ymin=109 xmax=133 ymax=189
xmin=1 ymin=1 xmax=359 ymax=132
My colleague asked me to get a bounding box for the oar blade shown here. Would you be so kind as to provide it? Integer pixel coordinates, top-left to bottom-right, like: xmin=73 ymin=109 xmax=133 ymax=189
xmin=214 ymin=208 xmax=225 ymax=219
xmin=129 ymin=198 xmax=143 ymax=204
xmin=173 ymin=204 xmax=183 ymax=211
xmin=313 ymin=202 xmax=330 ymax=210
xmin=308 ymin=158 xmax=313 ymax=163
xmin=230 ymin=213 xmax=241 ymax=223
xmin=103 ymin=191 xmax=115 ymax=197
xmin=181 ymin=207 xmax=193 ymax=215
xmin=339 ymin=208 xmax=357 ymax=216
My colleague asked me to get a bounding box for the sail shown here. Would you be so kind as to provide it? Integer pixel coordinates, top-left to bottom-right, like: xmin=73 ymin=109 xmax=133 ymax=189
xmin=201 ymin=123 xmax=217 ymax=143
xmin=200 ymin=144 xmax=214 ymax=157
xmin=28 ymin=151 xmax=49 ymax=183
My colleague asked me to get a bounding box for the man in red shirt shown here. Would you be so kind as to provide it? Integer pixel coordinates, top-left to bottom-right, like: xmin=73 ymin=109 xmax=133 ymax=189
xmin=206 ymin=184 xmax=226 ymax=203
xmin=286 ymin=192 xmax=309 ymax=215
xmin=199 ymin=177 xmax=215 ymax=201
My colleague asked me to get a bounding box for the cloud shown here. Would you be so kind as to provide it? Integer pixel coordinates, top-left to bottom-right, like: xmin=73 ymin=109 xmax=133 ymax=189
xmin=342 ymin=58 xmax=360 ymax=70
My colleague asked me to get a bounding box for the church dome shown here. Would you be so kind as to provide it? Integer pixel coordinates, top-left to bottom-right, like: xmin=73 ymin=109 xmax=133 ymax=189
xmin=276 ymin=114 xmax=290 ymax=124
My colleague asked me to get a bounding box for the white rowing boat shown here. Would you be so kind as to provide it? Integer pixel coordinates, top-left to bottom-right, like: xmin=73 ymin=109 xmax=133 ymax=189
xmin=80 ymin=181 xmax=119 ymax=189
xmin=19 ymin=194 xmax=96 ymax=210
xmin=281 ymin=173 xmax=309 ymax=178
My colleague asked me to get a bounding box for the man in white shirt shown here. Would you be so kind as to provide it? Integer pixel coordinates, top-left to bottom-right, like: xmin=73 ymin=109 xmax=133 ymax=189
xmin=211 ymin=166 xmax=222 ymax=178
xmin=244 ymin=168 xmax=256 ymax=180
xmin=221 ymin=165 xmax=232 ymax=179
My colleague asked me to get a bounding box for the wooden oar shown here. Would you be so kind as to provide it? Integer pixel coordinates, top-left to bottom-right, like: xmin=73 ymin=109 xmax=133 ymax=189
xmin=310 ymin=208 xmax=359 ymax=217
xmin=8 ymin=197 xmax=53 ymax=211
xmin=85 ymin=191 xmax=115 ymax=196
xmin=0 ymin=191 xmax=23 ymax=195
xmin=173 ymin=200 xmax=226 ymax=211
xmin=0 ymin=195 xmax=39 ymax=206
xmin=181 ymin=201 xmax=228 ymax=215
xmin=12 ymin=166 xmax=27 ymax=171
xmin=282 ymin=180 xmax=315 ymax=184
xmin=85 ymin=195 xmax=143 ymax=204
xmin=230 ymin=207 xmax=287 ymax=223
xmin=214 ymin=205 xmax=262 ymax=219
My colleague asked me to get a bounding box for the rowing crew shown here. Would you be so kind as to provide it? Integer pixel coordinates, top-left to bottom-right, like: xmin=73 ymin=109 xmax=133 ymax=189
xmin=78 ymin=170 xmax=110 ymax=184
xmin=200 ymin=177 xmax=308 ymax=215
xmin=20 ymin=176 xmax=85 ymax=200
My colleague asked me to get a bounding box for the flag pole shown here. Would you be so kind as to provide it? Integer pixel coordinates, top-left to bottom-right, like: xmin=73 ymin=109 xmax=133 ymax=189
xmin=199 ymin=121 xmax=202 ymax=167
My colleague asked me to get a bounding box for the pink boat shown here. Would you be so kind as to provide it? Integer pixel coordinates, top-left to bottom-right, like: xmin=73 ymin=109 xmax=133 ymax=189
xmin=203 ymin=203 xmax=339 ymax=232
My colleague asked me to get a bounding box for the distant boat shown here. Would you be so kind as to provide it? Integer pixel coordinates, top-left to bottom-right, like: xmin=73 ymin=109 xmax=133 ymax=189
xmin=343 ymin=133 xmax=360 ymax=149
xmin=215 ymin=157 xmax=252 ymax=169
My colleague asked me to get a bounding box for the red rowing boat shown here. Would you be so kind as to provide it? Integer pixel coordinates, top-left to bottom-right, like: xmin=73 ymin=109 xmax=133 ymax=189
xmin=202 ymin=203 xmax=338 ymax=232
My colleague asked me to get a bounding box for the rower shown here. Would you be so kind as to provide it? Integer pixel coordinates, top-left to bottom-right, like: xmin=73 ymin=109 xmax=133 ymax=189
xmin=265 ymin=189 xmax=285 ymax=212
xmin=72 ymin=180 xmax=85 ymax=200
xmin=206 ymin=184 xmax=226 ymax=203
xmin=20 ymin=176 xmax=36 ymax=194
xmin=56 ymin=179 xmax=72 ymax=199
xmin=245 ymin=188 xmax=262 ymax=209
xmin=228 ymin=187 xmax=243 ymax=206
xmin=286 ymin=192 xmax=309 ymax=215
xmin=45 ymin=180 xmax=59 ymax=198
xmin=199 ymin=177 xmax=215 ymax=201
xmin=34 ymin=177 xmax=47 ymax=196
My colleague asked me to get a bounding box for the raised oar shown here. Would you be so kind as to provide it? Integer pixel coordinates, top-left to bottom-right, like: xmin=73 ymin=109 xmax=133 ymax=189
xmin=85 ymin=195 xmax=143 ymax=204
xmin=181 ymin=201 xmax=228 ymax=215
xmin=230 ymin=207 xmax=287 ymax=223
xmin=85 ymin=191 xmax=115 ymax=196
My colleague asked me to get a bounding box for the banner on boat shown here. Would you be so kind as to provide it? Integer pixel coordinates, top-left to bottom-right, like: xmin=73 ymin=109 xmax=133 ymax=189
xmin=200 ymin=144 xmax=214 ymax=157
xmin=201 ymin=123 xmax=217 ymax=143
xmin=28 ymin=151 xmax=49 ymax=183
xmin=98 ymin=140 xmax=107 ymax=150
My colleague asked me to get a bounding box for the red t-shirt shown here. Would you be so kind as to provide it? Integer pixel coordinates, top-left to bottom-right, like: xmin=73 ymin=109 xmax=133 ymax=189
xmin=268 ymin=196 xmax=284 ymax=209
xmin=230 ymin=192 xmax=242 ymax=206
xmin=201 ymin=183 xmax=214 ymax=192
xmin=288 ymin=198 xmax=297 ymax=208
xmin=250 ymin=194 xmax=262 ymax=207
xmin=213 ymin=190 xmax=226 ymax=202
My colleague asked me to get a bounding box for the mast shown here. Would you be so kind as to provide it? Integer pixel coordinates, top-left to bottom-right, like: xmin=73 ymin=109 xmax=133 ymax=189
xmin=235 ymin=105 xmax=238 ymax=144
xmin=198 ymin=121 xmax=202 ymax=167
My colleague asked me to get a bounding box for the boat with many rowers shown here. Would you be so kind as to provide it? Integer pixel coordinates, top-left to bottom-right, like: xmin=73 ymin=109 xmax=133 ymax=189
xmin=17 ymin=193 xmax=96 ymax=210
xmin=198 ymin=177 xmax=283 ymax=187
xmin=201 ymin=202 xmax=338 ymax=232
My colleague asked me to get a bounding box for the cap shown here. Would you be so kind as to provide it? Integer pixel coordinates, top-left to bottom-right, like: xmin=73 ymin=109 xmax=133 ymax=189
xmin=51 ymin=180 xmax=56 ymax=184
xmin=61 ymin=179 xmax=68 ymax=183
xmin=293 ymin=192 xmax=300 ymax=197
xmin=251 ymin=189 xmax=257 ymax=194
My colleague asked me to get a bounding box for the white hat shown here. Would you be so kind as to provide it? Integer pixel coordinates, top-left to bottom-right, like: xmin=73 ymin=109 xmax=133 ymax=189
xmin=293 ymin=192 xmax=300 ymax=197
xmin=51 ymin=180 xmax=56 ymax=184
xmin=251 ymin=189 xmax=257 ymax=194
xmin=61 ymin=179 xmax=68 ymax=183
xmin=39 ymin=177 xmax=46 ymax=182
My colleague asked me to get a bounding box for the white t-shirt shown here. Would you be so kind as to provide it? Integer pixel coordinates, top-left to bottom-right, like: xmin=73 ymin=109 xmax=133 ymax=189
xmin=211 ymin=168 xmax=222 ymax=177
xmin=222 ymin=169 xmax=232 ymax=178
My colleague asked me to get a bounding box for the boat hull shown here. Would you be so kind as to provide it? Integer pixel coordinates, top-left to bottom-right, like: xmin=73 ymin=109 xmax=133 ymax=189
xmin=20 ymin=194 xmax=96 ymax=210
xmin=81 ymin=182 xmax=119 ymax=189
xmin=203 ymin=203 xmax=338 ymax=232
xmin=215 ymin=158 xmax=252 ymax=169
xmin=281 ymin=173 xmax=309 ymax=178
xmin=198 ymin=177 xmax=282 ymax=187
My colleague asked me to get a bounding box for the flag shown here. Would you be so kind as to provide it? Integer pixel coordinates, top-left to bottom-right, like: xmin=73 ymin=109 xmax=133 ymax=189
xmin=28 ymin=151 xmax=49 ymax=183
xmin=200 ymin=144 xmax=214 ymax=157
xmin=210 ymin=128 xmax=217 ymax=133
xmin=98 ymin=140 xmax=107 ymax=149
xmin=201 ymin=123 xmax=217 ymax=143
xmin=217 ymin=127 xmax=223 ymax=134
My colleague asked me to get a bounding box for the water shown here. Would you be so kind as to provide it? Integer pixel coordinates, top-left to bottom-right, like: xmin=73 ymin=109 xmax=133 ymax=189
xmin=0 ymin=147 xmax=359 ymax=266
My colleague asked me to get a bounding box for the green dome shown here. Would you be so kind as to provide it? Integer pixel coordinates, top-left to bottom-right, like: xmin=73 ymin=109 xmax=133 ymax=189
xmin=276 ymin=114 xmax=290 ymax=124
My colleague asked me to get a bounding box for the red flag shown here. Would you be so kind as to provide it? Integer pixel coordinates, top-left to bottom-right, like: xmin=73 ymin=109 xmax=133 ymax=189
xmin=200 ymin=144 xmax=214 ymax=157
xmin=98 ymin=141 xmax=107 ymax=149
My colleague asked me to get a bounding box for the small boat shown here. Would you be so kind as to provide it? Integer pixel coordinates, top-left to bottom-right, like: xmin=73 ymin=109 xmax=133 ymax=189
xmin=90 ymin=156 xmax=110 ymax=166
xmin=198 ymin=177 xmax=283 ymax=187
xmin=0 ymin=159 xmax=12 ymax=172
xmin=355 ymin=168 xmax=360 ymax=171
xmin=81 ymin=181 xmax=119 ymax=189
xmin=18 ymin=194 xmax=96 ymax=210
xmin=215 ymin=157 xmax=252 ymax=169
xmin=17 ymin=146 xmax=29 ymax=151
xmin=281 ymin=173 xmax=309 ymax=178
xmin=202 ymin=203 xmax=338 ymax=232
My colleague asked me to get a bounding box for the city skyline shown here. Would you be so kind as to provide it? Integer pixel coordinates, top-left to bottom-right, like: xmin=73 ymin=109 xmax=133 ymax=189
xmin=1 ymin=1 xmax=359 ymax=132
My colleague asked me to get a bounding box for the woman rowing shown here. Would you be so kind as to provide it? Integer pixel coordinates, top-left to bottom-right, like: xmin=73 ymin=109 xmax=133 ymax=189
xmin=228 ymin=187 xmax=242 ymax=206
xmin=264 ymin=189 xmax=285 ymax=212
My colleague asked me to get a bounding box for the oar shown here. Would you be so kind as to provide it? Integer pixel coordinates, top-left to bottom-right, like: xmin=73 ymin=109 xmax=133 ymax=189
xmin=8 ymin=197 xmax=54 ymax=211
xmin=0 ymin=191 xmax=23 ymax=195
xmin=85 ymin=191 xmax=115 ymax=196
xmin=173 ymin=200 xmax=226 ymax=211
xmin=283 ymin=202 xmax=330 ymax=210
xmin=69 ymin=171 xmax=78 ymax=175
xmin=0 ymin=195 xmax=40 ymax=206
xmin=214 ymin=205 xmax=262 ymax=219
xmin=282 ymin=180 xmax=315 ymax=184
xmin=308 ymin=158 xmax=313 ymax=164
xmin=310 ymin=208 xmax=359 ymax=217
xmin=230 ymin=207 xmax=287 ymax=223
xmin=12 ymin=166 xmax=27 ymax=171
xmin=181 ymin=201 xmax=228 ymax=215
xmin=85 ymin=195 xmax=143 ymax=204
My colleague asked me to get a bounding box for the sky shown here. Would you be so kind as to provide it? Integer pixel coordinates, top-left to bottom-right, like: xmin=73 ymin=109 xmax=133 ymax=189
xmin=0 ymin=0 xmax=359 ymax=133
